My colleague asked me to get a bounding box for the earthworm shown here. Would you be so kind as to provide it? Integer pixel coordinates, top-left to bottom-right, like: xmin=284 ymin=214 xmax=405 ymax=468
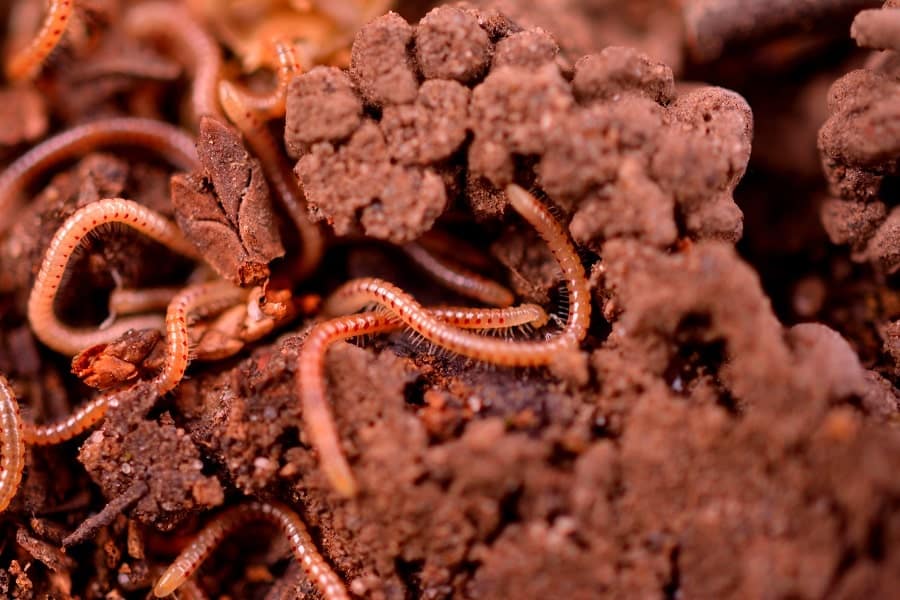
xmin=27 ymin=198 xmax=200 ymax=356
xmin=124 ymin=1 xmax=223 ymax=121
xmin=299 ymin=304 xmax=549 ymax=497
xmin=22 ymin=390 xmax=115 ymax=446
xmin=401 ymin=241 xmax=514 ymax=307
xmin=0 ymin=376 xmax=26 ymax=512
xmin=0 ymin=117 xmax=198 ymax=233
xmin=4 ymin=0 xmax=74 ymax=81
xmin=225 ymin=40 xmax=302 ymax=120
xmin=219 ymin=81 xmax=323 ymax=279
xmin=323 ymin=185 xmax=591 ymax=366
xmin=153 ymin=500 xmax=348 ymax=600
xmin=154 ymin=281 xmax=247 ymax=395
xmin=109 ymin=286 xmax=182 ymax=317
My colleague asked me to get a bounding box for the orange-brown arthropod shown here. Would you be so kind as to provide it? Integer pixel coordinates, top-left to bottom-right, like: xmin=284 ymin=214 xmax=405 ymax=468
xmin=27 ymin=198 xmax=200 ymax=356
xmin=324 ymin=185 xmax=591 ymax=366
xmin=300 ymin=304 xmax=549 ymax=496
xmin=5 ymin=0 xmax=74 ymax=81
xmin=0 ymin=376 xmax=26 ymax=512
xmin=153 ymin=500 xmax=348 ymax=600
xmin=0 ymin=118 xmax=198 ymax=233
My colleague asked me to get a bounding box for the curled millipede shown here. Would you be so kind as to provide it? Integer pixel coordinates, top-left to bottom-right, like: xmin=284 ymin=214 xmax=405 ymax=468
xmin=323 ymin=185 xmax=591 ymax=367
xmin=0 ymin=117 xmax=198 ymax=233
xmin=0 ymin=376 xmax=26 ymax=512
xmin=401 ymin=241 xmax=514 ymax=307
xmin=27 ymin=198 xmax=200 ymax=356
xmin=153 ymin=500 xmax=349 ymax=600
xmin=299 ymin=304 xmax=549 ymax=497
xmin=219 ymin=81 xmax=324 ymax=280
xmin=154 ymin=281 xmax=247 ymax=395
xmin=224 ymin=39 xmax=302 ymax=120
xmin=4 ymin=0 xmax=74 ymax=81
xmin=124 ymin=1 xmax=223 ymax=121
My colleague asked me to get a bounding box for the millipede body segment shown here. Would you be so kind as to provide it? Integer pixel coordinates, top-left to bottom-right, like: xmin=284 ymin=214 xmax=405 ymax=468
xmin=0 ymin=377 xmax=26 ymax=512
xmin=4 ymin=0 xmax=74 ymax=81
xmin=323 ymin=186 xmax=591 ymax=367
xmin=124 ymin=1 xmax=224 ymax=121
xmin=153 ymin=500 xmax=349 ymax=600
xmin=27 ymin=198 xmax=201 ymax=356
xmin=0 ymin=117 xmax=198 ymax=233
xmin=299 ymin=304 xmax=549 ymax=496
xmin=154 ymin=281 xmax=247 ymax=394
xmin=401 ymin=241 xmax=515 ymax=307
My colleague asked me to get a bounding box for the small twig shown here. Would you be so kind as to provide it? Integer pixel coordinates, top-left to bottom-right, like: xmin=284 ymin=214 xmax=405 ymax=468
xmin=62 ymin=481 xmax=148 ymax=547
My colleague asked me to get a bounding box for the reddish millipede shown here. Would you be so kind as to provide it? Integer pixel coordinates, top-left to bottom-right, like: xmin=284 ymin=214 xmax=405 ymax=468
xmin=153 ymin=500 xmax=348 ymax=600
xmin=401 ymin=241 xmax=514 ymax=307
xmin=124 ymin=1 xmax=223 ymax=121
xmin=219 ymin=81 xmax=324 ymax=280
xmin=154 ymin=281 xmax=247 ymax=395
xmin=224 ymin=40 xmax=302 ymax=120
xmin=299 ymin=304 xmax=549 ymax=497
xmin=322 ymin=185 xmax=591 ymax=367
xmin=4 ymin=0 xmax=74 ymax=81
xmin=27 ymin=198 xmax=200 ymax=356
xmin=0 ymin=117 xmax=198 ymax=233
xmin=0 ymin=376 xmax=26 ymax=512
xmin=22 ymin=391 xmax=116 ymax=446
xmin=108 ymin=286 xmax=182 ymax=318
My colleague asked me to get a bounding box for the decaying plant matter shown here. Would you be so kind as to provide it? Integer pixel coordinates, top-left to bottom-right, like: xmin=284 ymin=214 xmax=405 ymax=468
xmin=0 ymin=0 xmax=899 ymax=598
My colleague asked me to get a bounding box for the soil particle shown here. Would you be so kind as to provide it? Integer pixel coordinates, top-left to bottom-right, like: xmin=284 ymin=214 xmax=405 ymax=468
xmin=381 ymin=79 xmax=470 ymax=165
xmin=349 ymin=12 xmax=419 ymax=107
xmin=79 ymin=384 xmax=225 ymax=530
xmin=415 ymin=6 xmax=492 ymax=82
xmin=284 ymin=67 xmax=363 ymax=159
xmin=573 ymin=46 xmax=675 ymax=105
xmin=817 ymin=3 xmax=900 ymax=274
xmin=492 ymin=29 xmax=559 ymax=70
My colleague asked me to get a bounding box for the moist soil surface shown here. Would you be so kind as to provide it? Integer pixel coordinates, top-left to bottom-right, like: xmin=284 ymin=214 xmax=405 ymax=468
xmin=0 ymin=0 xmax=899 ymax=599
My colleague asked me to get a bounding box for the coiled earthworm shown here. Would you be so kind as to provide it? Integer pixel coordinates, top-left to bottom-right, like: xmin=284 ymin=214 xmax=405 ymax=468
xmin=27 ymin=198 xmax=200 ymax=356
xmin=401 ymin=241 xmax=514 ymax=307
xmin=322 ymin=185 xmax=591 ymax=367
xmin=153 ymin=500 xmax=349 ymax=600
xmin=22 ymin=391 xmax=117 ymax=446
xmin=219 ymin=81 xmax=324 ymax=280
xmin=4 ymin=0 xmax=74 ymax=81
xmin=0 ymin=376 xmax=26 ymax=512
xmin=0 ymin=117 xmax=198 ymax=233
xmin=299 ymin=304 xmax=549 ymax=497
xmin=124 ymin=1 xmax=223 ymax=121
xmin=154 ymin=281 xmax=247 ymax=395
xmin=224 ymin=40 xmax=302 ymax=120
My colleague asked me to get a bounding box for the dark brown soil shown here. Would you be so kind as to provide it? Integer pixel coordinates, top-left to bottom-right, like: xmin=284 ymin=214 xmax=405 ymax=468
xmin=1 ymin=1 xmax=899 ymax=599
